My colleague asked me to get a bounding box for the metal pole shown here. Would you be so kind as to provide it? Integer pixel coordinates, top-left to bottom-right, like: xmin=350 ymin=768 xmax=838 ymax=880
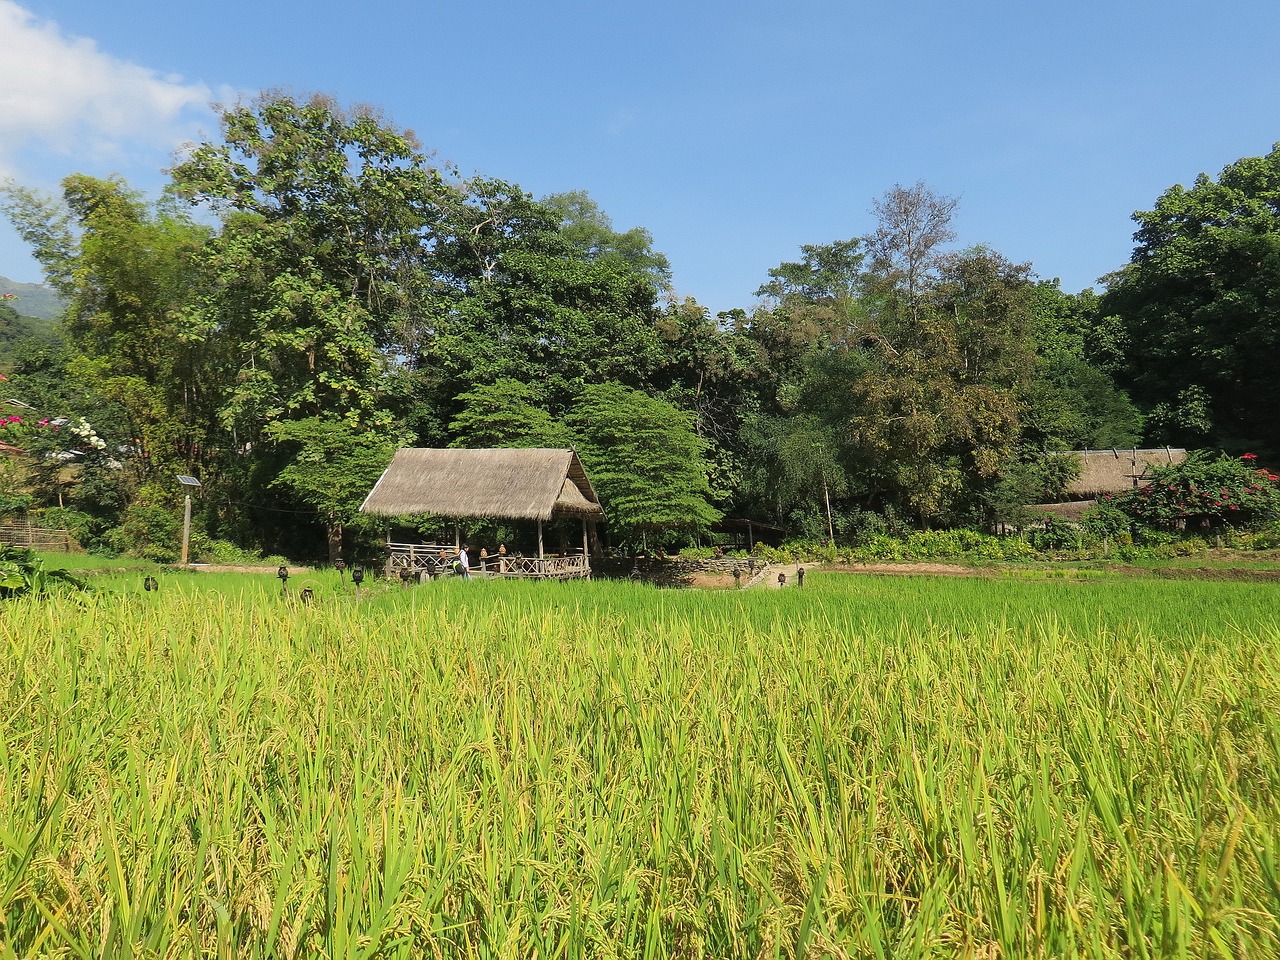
xmin=823 ymin=470 xmax=835 ymax=545
xmin=181 ymin=494 xmax=192 ymax=565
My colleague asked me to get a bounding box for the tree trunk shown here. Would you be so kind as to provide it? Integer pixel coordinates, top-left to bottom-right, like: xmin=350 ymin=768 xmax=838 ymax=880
xmin=327 ymin=512 xmax=343 ymax=564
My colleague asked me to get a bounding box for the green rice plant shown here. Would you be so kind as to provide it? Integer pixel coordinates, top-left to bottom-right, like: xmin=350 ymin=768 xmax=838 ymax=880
xmin=0 ymin=573 xmax=1277 ymax=957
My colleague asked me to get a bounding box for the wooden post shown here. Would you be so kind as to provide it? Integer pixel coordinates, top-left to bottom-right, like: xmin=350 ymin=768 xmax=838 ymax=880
xmin=180 ymin=494 xmax=192 ymax=566
xmin=582 ymin=518 xmax=589 ymax=573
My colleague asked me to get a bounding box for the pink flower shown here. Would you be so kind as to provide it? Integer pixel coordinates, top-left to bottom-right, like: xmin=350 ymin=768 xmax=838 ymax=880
xmin=1243 ymin=453 xmax=1258 ymax=460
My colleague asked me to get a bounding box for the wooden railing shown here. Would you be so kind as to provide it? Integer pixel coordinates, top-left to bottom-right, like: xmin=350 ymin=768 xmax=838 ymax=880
xmin=385 ymin=542 xmax=590 ymax=580
xmin=477 ymin=553 xmax=590 ymax=580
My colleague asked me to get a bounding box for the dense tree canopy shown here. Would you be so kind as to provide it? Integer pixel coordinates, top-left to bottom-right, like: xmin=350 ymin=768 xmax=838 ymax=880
xmin=7 ymin=88 xmax=1263 ymax=560
xmin=1099 ymin=144 xmax=1280 ymax=458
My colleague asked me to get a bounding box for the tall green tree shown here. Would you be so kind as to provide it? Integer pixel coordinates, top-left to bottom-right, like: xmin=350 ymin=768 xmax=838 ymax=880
xmin=420 ymin=180 xmax=666 ymax=415
xmin=2 ymin=175 xmax=213 ymax=488
xmin=541 ymin=189 xmax=672 ymax=294
xmin=265 ymin=418 xmax=398 ymax=562
xmin=447 ymin=379 xmax=571 ymax=449
xmin=567 ymin=384 xmax=721 ymax=543
xmin=1099 ymin=144 xmax=1280 ymax=457
xmin=170 ymin=92 xmax=447 ymax=439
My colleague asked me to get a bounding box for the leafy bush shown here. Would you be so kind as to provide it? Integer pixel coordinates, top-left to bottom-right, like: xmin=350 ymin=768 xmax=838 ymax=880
xmin=1028 ymin=516 xmax=1083 ymax=552
xmin=0 ymin=545 xmax=86 ymax=597
xmin=1080 ymin=503 xmax=1131 ymax=543
xmin=32 ymin=507 xmax=100 ymax=546
xmin=187 ymin=533 xmax=289 ymax=566
xmin=1108 ymin=453 xmax=1280 ymax=530
xmin=106 ymin=485 xmax=181 ymax=562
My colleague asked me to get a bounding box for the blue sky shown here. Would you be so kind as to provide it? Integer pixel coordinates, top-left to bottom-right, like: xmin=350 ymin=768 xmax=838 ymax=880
xmin=2 ymin=0 xmax=1277 ymax=314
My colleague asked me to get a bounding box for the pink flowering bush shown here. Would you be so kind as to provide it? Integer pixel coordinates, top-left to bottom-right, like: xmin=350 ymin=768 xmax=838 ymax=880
xmin=1106 ymin=452 xmax=1280 ymax=530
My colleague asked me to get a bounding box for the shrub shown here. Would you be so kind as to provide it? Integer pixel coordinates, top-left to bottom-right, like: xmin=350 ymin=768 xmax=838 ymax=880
xmin=0 ymin=545 xmax=86 ymax=597
xmin=106 ymin=485 xmax=181 ymax=562
xmin=1108 ymin=453 xmax=1280 ymax=531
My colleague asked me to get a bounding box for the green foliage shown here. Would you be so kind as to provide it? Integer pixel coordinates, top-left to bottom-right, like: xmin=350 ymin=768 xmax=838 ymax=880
xmin=1100 ymin=144 xmax=1280 ymax=456
xmin=105 ymin=484 xmax=181 ymax=561
xmin=540 ymin=189 xmax=672 ymax=293
xmin=0 ymin=544 xmax=86 ymax=596
xmin=33 ymin=507 xmax=101 ymax=546
xmin=266 ymin=417 xmax=399 ymax=561
xmin=568 ymin=383 xmax=722 ymax=540
xmin=1080 ymin=502 xmax=1132 ymax=542
xmin=1107 ymin=452 xmax=1280 ymax=530
xmin=1027 ymin=515 xmax=1083 ymax=552
xmin=171 ymin=92 xmax=441 ymax=440
xmin=186 ymin=532 xmax=289 ymax=566
xmin=448 ymin=379 xmax=571 ymax=449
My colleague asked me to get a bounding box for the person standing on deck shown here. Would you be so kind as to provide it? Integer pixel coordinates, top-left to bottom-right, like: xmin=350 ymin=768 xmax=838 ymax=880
xmin=457 ymin=543 xmax=471 ymax=579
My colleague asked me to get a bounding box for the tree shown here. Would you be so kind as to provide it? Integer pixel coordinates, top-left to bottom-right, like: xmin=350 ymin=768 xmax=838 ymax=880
xmin=865 ymin=181 xmax=958 ymax=324
xmin=567 ymin=384 xmax=721 ymax=543
xmin=1098 ymin=144 xmax=1280 ymax=457
xmin=848 ymin=233 xmax=1036 ymax=524
xmin=420 ymin=180 xmax=666 ymax=415
xmin=541 ymin=190 xmax=672 ymax=294
xmin=265 ymin=418 xmax=398 ymax=562
xmin=2 ymin=175 xmax=213 ymax=503
xmin=170 ymin=92 xmax=447 ymax=439
xmin=448 ymin=379 xmax=571 ymax=449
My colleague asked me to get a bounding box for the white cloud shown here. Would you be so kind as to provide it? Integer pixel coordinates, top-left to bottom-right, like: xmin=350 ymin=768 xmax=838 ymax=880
xmin=0 ymin=1 xmax=221 ymax=180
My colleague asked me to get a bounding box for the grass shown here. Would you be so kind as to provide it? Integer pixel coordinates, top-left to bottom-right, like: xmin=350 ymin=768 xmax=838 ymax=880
xmin=1 ymin=572 xmax=1277 ymax=957
xmin=31 ymin=550 xmax=163 ymax=575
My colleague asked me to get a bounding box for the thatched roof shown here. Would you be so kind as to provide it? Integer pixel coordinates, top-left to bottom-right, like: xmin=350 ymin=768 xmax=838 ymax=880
xmin=360 ymin=448 xmax=604 ymax=522
xmin=1061 ymin=448 xmax=1187 ymax=499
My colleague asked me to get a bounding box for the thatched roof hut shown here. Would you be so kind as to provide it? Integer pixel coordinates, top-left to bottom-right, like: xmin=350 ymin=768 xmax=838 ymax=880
xmin=1027 ymin=448 xmax=1188 ymax=518
xmin=360 ymin=448 xmax=604 ymax=522
xmin=1063 ymin=448 xmax=1187 ymax=500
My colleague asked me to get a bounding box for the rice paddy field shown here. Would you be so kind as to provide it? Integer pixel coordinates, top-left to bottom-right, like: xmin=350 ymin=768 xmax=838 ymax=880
xmin=2 ymin=570 xmax=1278 ymax=958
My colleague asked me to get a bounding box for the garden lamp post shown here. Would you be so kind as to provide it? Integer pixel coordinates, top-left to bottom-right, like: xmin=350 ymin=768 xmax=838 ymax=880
xmin=277 ymin=565 xmax=289 ymax=594
xmin=352 ymin=563 xmax=365 ymax=597
xmin=335 ymin=558 xmax=346 ymax=583
xmin=176 ymin=475 xmax=201 ymax=565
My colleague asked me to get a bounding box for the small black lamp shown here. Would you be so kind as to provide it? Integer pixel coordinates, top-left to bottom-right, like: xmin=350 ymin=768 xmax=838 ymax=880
xmin=732 ymin=566 xmax=742 ymax=588
xmin=277 ymin=565 xmax=289 ymax=594
xmin=300 ymin=585 xmax=314 ymax=605
xmin=335 ymin=558 xmax=347 ymax=583
xmin=143 ymin=575 xmax=158 ymax=592
xmin=777 ymin=572 xmax=787 ymax=587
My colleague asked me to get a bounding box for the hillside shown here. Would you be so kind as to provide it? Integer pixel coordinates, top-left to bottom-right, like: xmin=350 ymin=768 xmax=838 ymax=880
xmin=0 ymin=276 xmax=63 ymax=321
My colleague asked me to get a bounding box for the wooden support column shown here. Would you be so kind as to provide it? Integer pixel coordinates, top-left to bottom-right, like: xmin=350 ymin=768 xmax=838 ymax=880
xmin=582 ymin=518 xmax=589 ymax=573
xmin=537 ymin=520 xmax=545 ymax=560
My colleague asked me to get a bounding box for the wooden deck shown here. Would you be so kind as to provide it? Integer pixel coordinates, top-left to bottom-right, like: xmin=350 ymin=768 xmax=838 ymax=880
xmin=385 ymin=542 xmax=590 ymax=580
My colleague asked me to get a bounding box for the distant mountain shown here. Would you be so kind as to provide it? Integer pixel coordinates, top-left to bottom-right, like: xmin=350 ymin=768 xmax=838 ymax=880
xmin=0 ymin=276 xmax=63 ymax=321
